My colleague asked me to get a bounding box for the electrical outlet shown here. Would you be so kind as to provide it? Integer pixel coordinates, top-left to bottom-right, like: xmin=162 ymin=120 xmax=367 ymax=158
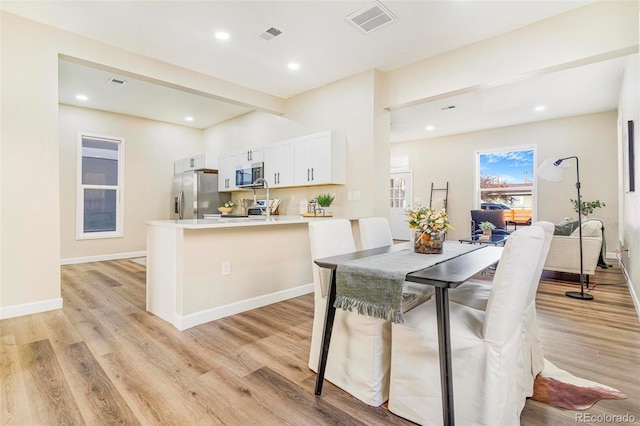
xmin=352 ymin=191 xmax=361 ymax=200
xmin=221 ymin=261 xmax=231 ymax=276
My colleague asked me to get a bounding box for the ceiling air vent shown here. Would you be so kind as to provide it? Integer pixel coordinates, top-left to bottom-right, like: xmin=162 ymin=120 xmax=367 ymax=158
xmin=259 ymin=27 xmax=283 ymax=41
xmin=345 ymin=1 xmax=397 ymax=34
xmin=107 ymin=77 xmax=127 ymax=87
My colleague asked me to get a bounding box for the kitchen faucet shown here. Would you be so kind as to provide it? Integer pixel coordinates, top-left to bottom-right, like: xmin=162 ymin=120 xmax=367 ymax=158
xmin=252 ymin=177 xmax=270 ymax=220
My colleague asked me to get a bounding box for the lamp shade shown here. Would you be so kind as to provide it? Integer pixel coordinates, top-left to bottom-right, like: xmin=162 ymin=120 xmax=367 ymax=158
xmin=536 ymin=158 xmax=570 ymax=182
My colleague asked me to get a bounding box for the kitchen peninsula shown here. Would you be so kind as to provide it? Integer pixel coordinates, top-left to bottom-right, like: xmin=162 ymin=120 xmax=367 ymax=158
xmin=146 ymin=216 xmax=327 ymax=330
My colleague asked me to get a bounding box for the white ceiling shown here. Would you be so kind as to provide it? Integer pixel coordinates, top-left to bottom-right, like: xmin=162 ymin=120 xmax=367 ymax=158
xmin=4 ymin=0 xmax=628 ymax=141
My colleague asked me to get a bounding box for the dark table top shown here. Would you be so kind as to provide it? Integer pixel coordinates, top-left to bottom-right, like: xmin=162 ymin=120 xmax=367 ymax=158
xmin=313 ymin=242 xmax=503 ymax=289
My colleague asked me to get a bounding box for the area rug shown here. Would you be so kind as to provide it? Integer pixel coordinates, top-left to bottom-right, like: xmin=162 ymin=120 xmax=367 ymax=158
xmin=531 ymin=359 xmax=627 ymax=410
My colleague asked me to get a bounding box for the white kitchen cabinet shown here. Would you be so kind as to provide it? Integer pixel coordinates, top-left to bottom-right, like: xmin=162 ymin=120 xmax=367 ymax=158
xmin=264 ymin=139 xmax=295 ymax=188
xmin=293 ymin=130 xmax=345 ymax=186
xmin=218 ymin=152 xmax=243 ymax=191
xmin=238 ymin=147 xmax=263 ymax=163
xmin=175 ymin=154 xmax=217 ymax=174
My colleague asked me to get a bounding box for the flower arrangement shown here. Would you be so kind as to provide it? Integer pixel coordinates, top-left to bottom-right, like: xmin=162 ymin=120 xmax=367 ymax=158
xmin=570 ymin=199 xmax=605 ymax=217
xmin=478 ymin=221 xmax=496 ymax=231
xmin=223 ymin=201 xmax=235 ymax=209
xmin=407 ymin=204 xmax=453 ymax=234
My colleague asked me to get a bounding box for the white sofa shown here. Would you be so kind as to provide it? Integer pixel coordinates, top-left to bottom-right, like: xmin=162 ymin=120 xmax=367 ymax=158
xmin=543 ymin=219 xmax=603 ymax=281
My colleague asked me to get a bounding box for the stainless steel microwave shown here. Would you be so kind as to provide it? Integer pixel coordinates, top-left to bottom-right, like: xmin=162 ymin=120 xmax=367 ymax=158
xmin=236 ymin=162 xmax=264 ymax=187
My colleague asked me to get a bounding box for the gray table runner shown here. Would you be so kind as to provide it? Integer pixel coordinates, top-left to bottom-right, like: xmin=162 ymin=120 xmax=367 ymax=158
xmin=334 ymin=242 xmax=482 ymax=324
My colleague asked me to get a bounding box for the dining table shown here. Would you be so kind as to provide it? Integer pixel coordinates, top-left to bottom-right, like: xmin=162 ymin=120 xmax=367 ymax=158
xmin=313 ymin=241 xmax=503 ymax=426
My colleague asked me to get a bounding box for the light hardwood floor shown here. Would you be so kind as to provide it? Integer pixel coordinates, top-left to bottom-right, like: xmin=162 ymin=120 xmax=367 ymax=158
xmin=1 ymin=259 xmax=639 ymax=425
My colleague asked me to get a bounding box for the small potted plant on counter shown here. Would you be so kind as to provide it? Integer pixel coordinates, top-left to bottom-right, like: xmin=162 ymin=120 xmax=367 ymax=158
xmin=218 ymin=200 xmax=235 ymax=215
xmin=316 ymin=193 xmax=335 ymax=214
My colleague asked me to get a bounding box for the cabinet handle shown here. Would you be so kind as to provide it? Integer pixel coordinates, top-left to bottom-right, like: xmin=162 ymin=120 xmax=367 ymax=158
xmin=307 ymin=168 xmax=310 ymax=181
xmin=274 ymin=172 xmax=277 ymax=183
xmin=311 ymin=168 xmax=314 ymax=181
xmin=277 ymin=172 xmax=280 ymax=184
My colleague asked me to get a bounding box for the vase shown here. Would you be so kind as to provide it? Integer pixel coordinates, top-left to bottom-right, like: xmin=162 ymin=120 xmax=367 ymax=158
xmin=414 ymin=230 xmax=444 ymax=254
xmin=479 ymin=229 xmax=492 ymax=241
xmin=218 ymin=207 xmax=232 ymax=215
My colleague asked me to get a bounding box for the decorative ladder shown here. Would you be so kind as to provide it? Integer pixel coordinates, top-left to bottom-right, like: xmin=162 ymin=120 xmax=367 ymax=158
xmin=429 ymin=182 xmax=449 ymax=210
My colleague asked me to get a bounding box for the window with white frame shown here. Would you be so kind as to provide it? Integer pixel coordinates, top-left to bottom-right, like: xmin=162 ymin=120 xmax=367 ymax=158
xmin=76 ymin=133 xmax=124 ymax=239
xmin=476 ymin=147 xmax=535 ymax=210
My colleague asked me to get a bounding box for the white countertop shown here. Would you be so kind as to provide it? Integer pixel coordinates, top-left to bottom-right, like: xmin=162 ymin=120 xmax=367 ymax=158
xmin=146 ymin=215 xmax=343 ymax=229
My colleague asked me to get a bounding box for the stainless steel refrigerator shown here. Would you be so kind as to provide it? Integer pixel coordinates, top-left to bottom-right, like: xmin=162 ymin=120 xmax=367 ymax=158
xmin=173 ymin=170 xmax=230 ymax=219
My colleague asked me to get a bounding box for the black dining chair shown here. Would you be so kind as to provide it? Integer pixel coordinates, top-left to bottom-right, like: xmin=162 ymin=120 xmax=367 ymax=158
xmin=470 ymin=209 xmax=510 ymax=235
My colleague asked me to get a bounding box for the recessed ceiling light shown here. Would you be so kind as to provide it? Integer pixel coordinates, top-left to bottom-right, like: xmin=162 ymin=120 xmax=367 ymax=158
xmin=287 ymin=62 xmax=300 ymax=71
xmin=534 ymin=105 xmax=546 ymax=112
xmin=425 ymin=126 xmax=435 ymax=131
xmin=215 ymin=31 xmax=230 ymax=40
xmin=185 ymin=116 xmax=194 ymax=122
xmin=76 ymin=94 xmax=88 ymax=101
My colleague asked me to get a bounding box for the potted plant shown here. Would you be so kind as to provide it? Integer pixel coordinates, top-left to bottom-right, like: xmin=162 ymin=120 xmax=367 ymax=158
xmin=570 ymin=199 xmax=605 ymax=217
xmin=316 ymin=193 xmax=335 ymax=213
xmin=478 ymin=221 xmax=496 ymax=241
xmin=407 ymin=204 xmax=454 ymax=254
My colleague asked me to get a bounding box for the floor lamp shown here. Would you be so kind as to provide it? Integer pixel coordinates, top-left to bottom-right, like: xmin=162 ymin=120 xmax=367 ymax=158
xmin=536 ymin=156 xmax=594 ymax=300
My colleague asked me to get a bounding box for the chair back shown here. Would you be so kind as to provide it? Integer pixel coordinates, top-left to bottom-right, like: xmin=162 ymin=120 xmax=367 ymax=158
xmin=471 ymin=209 xmax=507 ymax=233
xmin=308 ymin=219 xmax=356 ymax=297
xmin=483 ymin=226 xmax=546 ymax=342
xmin=526 ymin=221 xmax=554 ymax=305
xmin=358 ymin=217 xmax=394 ymax=249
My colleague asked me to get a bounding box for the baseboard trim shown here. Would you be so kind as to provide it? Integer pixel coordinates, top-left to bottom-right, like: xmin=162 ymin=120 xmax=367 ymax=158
xmin=61 ymin=251 xmax=147 ymax=265
xmin=606 ymin=251 xmax=617 ymax=260
xmin=627 ymin=276 xmax=640 ymax=323
xmin=174 ymin=283 xmax=314 ymax=331
xmin=0 ymin=297 xmax=63 ymax=320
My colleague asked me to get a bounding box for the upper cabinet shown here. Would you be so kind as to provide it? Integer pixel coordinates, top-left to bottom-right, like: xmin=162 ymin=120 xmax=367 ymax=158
xmin=217 ymin=147 xmax=264 ymax=192
xmin=174 ymin=154 xmax=217 ymax=174
xmin=264 ymin=139 xmax=295 ymax=188
xmin=239 ymin=147 xmax=263 ymax=163
xmin=217 ymin=130 xmax=345 ymax=191
xmin=218 ymin=152 xmax=240 ymax=191
xmin=293 ymin=130 xmax=345 ymax=186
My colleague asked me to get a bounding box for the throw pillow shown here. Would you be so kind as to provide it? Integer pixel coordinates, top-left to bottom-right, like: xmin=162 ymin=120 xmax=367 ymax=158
xmin=554 ymin=221 xmax=579 ymax=236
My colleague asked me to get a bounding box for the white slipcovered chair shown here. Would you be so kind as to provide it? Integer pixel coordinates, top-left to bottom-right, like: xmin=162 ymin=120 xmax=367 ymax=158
xmin=308 ymin=219 xmax=391 ymax=406
xmin=358 ymin=217 xmax=434 ymax=306
xmin=358 ymin=217 xmax=395 ymax=249
xmin=389 ymin=225 xmax=547 ymax=425
xmin=447 ymin=221 xmax=554 ymax=402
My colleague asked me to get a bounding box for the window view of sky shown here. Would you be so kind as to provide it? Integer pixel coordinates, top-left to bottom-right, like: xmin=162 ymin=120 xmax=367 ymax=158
xmin=480 ymin=150 xmax=534 ymax=186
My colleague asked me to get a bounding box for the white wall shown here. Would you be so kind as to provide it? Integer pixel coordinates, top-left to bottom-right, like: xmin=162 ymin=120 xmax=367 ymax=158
xmin=390 ymin=111 xmax=620 ymax=251
xmin=1 ymin=12 xmax=62 ymax=312
xmin=59 ymin=105 xmax=203 ymax=260
xmin=617 ymin=54 xmax=640 ymax=311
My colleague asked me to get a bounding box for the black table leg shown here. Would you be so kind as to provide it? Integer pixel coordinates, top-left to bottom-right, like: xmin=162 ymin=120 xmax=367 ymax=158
xmin=435 ymin=287 xmax=455 ymax=426
xmin=314 ymin=269 xmax=337 ymax=395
